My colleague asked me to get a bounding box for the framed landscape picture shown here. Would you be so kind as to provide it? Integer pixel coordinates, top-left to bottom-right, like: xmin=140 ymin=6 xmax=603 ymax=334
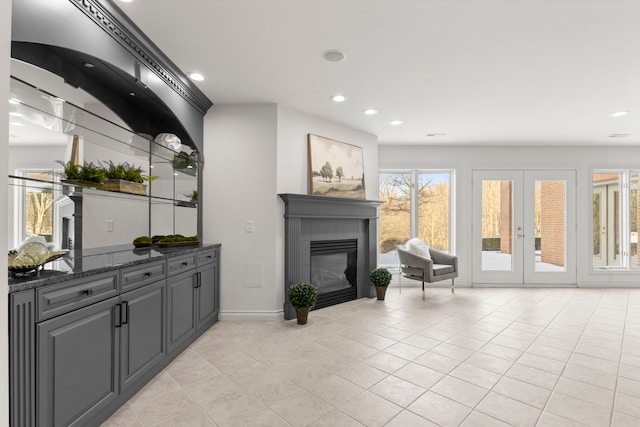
xmin=307 ymin=134 xmax=365 ymax=199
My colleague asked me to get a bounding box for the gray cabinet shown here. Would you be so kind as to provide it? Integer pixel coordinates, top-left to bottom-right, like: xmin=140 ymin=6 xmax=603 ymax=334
xmin=167 ymin=270 xmax=197 ymax=354
xmin=197 ymin=250 xmax=219 ymax=331
xmin=167 ymin=248 xmax=219 ymax=353
xmin=9 ymin=246 xmax=220 ymax=427
xmin=37 ymin=297 xmax=120 ymax=427
xmin=119 ymin=280 xmax=166 ymax=392
xmin=36 ymin=279 xmax=166 ymax=427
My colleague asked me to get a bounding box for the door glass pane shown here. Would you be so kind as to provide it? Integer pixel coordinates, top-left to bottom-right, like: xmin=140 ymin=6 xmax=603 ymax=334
xmin=535 ymin=180 xmax=566 ymax=272
xmin=417 ymin=172 xmax=450 ymax=251
xmin=592 ymin=172 xmax=621 ymax=268
xmin=593 ymin=191 xmax=602 ymax=263
xmin=631 ymin=173 xmax=639 ymax=269
xmin=482 ymin=180 xmax=512 ymax=271
xmin=379 ymin=173 xmax=411 ymax=265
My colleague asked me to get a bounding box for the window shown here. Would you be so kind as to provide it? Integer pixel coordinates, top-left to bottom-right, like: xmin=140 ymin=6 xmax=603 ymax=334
xmin=16 ymin=170 xmax=58 ymax=246
xmin=592 ymin=170 xmax=639 ymax=270
xmin=378 ymin=170 xmax=454 ymax=265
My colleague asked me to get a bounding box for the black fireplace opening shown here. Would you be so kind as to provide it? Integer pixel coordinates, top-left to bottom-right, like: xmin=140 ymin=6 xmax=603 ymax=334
xmin=310 ymin=239 xmax=358 ymax=310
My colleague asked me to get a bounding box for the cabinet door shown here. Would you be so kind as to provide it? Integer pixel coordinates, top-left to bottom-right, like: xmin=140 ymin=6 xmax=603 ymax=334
xmin=167 ymin=271 xmax=197 ymax=354
xmin=197 ymin=263 xmax=218 ymax=330
xmin=120 ymin=280 xmax=166 ymax=392
xmin=37 ymin=297 xmax=119 ymax=427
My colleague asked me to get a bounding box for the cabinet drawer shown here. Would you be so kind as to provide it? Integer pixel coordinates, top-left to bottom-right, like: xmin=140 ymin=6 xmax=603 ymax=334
xmin=121 ymin=261 xmax=166 ymax=291
xmin=167 ymin=254 xmax=197 ymax=276
xmin=37 ymin=271 xmax=119 ymax=321
xmin=197 ymin=249 xmax=217 ymax=266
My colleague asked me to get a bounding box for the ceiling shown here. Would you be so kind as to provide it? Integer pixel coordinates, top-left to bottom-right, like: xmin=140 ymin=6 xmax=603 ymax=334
xmin=116 ymin=0 xmax=640 ymax=146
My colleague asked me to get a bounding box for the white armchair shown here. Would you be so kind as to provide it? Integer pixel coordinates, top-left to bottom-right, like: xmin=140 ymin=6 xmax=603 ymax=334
xmin=397 ymin=239 xmax=457 ymax=299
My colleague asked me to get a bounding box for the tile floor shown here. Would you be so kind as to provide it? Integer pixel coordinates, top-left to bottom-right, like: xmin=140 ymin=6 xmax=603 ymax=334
xmin=102 ymin=285 xmax=640 ymax=427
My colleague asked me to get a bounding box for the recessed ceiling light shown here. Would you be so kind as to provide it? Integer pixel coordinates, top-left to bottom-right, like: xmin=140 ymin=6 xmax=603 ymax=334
xmin=9 ymin=98 xmax=21 ymax=105
xmin=322 ymin=49 xmax=346 ymax=63
xmin=611 ymin=111 xmax=629 ymax=117
xmin=609 ymin=133 xmax=630 ymax=138
xmin=129 ymin=92 xmax=136 ymax=97
xmin=363 ymin=109 xmax=378 ymax=115
xmin=331 ymin=94 xmax=346 ymax=103
xmin=427 ymin=132 xmax=446 ymax=137
xmin=83 ymin=62 xmax=95 ymax=69
xmin=390 ymin=120 xmax=403 ymax=126
xmin=188 ymin=72 xmax=204 ymax=81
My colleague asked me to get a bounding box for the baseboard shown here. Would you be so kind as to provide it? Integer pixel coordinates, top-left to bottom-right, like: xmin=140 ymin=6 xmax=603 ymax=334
xmin=219 ymin=309 xmax=285 ymax=321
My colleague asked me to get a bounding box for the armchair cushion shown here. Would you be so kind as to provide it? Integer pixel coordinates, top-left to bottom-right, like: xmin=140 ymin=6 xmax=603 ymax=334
xmin=406 ymin=237 xmax=432 ymax=260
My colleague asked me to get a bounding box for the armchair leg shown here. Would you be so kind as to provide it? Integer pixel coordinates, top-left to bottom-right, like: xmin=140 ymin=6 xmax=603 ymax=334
xmin=422 ymin=279 xmax=425 ymax=300
xmin=451 ymin=278 xmax=455 ymax=294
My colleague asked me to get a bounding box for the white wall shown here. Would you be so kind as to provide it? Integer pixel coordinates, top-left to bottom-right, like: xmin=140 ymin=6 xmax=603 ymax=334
xmin=1 ymin=0 xmax=12 ymax=424
xmin=203 ymin=104 xmax=379 ymax=319
xmin=203 ymin=104 xmax=279 ymax=319
xmin=379 ymin=144 xmax=640 ymax=287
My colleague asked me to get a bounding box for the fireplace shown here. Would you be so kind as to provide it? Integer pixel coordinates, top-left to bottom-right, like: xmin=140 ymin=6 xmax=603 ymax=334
xmin=311 ymin=239 xmax=358 ymax=309
xmin=279 ymin=194 xmax=382 ymax=320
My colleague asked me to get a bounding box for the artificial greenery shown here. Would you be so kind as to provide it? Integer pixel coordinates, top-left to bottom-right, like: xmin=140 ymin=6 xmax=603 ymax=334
xmin=288 ymin=283 xmax=317 ymax=308
xmin=370 ymin=267 xmax=393 ymax=287
xmin=133 ymin=236 xmax=152 ymax=244
xmin=173 ymin=151 xmax=198 ymax=170
xmin=102 ymin=160 xmax=144 ymax=183
xmin=57 ymin=160 xmax=107 ymax=183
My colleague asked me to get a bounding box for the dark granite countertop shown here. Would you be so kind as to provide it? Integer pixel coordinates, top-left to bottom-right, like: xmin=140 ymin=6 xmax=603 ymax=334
xmin=8 ymin=243 xmax=221 ymax=294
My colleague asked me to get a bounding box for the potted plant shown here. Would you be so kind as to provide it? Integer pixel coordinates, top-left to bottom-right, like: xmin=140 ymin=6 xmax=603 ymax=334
xmin=101 ymin=161 xmax=155 ymax=195
xmin=288 ymin=283 xmax=317 ymax=325
xmin=57 ymin=160 xmax=106 ymax=188
xmin=370 ymin=267 xmax=392 ymax=300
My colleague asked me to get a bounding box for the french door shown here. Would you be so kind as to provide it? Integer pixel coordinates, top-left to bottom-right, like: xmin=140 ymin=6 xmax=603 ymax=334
xmin=472 ymin=170 xmax=576 ymax=285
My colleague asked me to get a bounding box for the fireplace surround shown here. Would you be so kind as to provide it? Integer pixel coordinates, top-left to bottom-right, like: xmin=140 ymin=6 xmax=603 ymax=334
xmin=279 ymin=194 xmax=382 ymax=320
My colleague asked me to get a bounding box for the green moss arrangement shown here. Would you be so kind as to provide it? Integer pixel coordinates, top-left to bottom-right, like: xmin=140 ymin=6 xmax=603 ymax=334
xmin=156 ymin=234 xmax=199 ymax=244
xmin=288 ymin=283 xmax=317 ymax=308
xmin=132 ymin=235 xmax=152 ymax=247
xmin=370 ymin=267 xmax=392 ymax=287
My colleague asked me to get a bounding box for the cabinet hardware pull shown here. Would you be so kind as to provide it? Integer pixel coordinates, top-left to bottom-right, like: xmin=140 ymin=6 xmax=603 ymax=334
xmin=122 ymin=301 xmax=129 ymax=325
xmin=144 ymin=272 xmax=152 ymax=277
xmin=207 ymin=255 xmax=212 ymax=259
xmin=114 ymin=303 xmax=122 ymax=328
xmin=182 ymin=261 xmax=189 ymax=266
xmin=84 ymin=288 xmax=94 ymax=296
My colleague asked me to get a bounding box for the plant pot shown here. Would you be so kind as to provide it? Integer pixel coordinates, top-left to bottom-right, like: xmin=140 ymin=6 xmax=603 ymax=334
xmin=295 ymin=307 xmax=310 ymax=325
xmin=61 ymin=179 xmax=104 ymax=190
xmin=375 ymin=286 xmax=388 ymax=301
xmin=103 ymin=179 xmax=147 ymax=195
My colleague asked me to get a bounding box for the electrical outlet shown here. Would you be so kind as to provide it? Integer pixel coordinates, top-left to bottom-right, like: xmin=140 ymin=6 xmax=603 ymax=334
xmin=106 ymin=220 xmax=114 ymax=232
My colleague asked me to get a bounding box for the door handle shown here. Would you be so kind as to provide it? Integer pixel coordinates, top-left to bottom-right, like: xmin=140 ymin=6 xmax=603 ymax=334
xmin=122 ymin=301 xmax=129 ymax=325
xmin=114 ymin=303 xmax=122 ymax=328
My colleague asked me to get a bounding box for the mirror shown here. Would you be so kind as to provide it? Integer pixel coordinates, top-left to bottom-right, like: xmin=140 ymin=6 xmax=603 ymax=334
xmin=8 ymin=59 xmax=198 ymax=251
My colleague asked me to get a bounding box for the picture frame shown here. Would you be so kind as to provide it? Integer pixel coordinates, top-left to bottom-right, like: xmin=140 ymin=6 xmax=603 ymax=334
xmin=307 ymin=134 xmax=365 ymax=199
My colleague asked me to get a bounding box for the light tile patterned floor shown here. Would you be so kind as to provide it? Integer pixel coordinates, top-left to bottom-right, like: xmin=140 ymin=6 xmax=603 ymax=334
xmin=102 ymin=286 xmax=640 ymax=427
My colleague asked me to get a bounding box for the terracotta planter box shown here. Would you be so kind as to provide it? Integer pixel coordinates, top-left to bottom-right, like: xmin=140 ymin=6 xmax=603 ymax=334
xmin=103 ymin=179 xmax=147 ymax=195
